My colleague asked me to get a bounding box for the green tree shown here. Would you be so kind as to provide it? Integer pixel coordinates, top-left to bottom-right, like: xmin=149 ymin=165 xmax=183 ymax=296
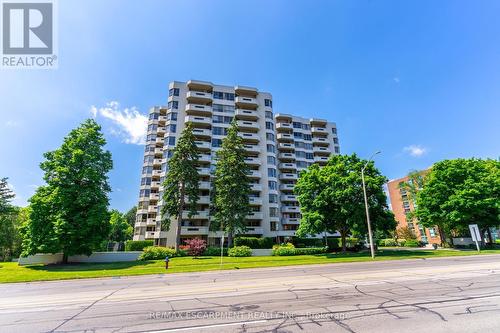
xmin=109 ymin=210 xmax=133 ymax=243
xmin=161 ymin=123 xmax=200 ymax=251
xmin=0 ymin=180 xmax=23 ymax=261
xmin=0 ymin=178 xmax=15 ymax=214
xmin=211 ymin=120 xmax=251 ymax=247
xmin=21 ymin=119 xmax=113 ymax=263
xmin=124 ymin=206 xmax=137 ymax=228
xmin=416 ymin=158 xmax=500 ymax=246
xmin=295 ymin=154 xmax=396 ymax=252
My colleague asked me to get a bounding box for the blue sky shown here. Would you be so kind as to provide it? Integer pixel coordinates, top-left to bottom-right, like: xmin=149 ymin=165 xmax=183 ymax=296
xmin=1 ymin=0 xmax=499 ymax=212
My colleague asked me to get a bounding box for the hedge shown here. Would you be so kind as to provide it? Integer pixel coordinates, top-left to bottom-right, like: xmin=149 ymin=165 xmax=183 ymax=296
xmin=404 ymin=239 xmax=420 ymax=248
xmin=125 ymin=240 xmax=153 ymax=251
xmin=273 ymin=246 xmax=327 ymax=256
xmin=138 ymin=246 xmax=187 ymax=260
xmin=327 ymin=238 xmax=360 ymax=250
xmin=291 ymin=237 xmax=324 ymax=248
xmin=228 ymin=246 xmax=252 ymax=257
xmin=202 ymin=247 xmax=228 ymax=256
xmin=234 ymin=237 xmax=274 ymax=249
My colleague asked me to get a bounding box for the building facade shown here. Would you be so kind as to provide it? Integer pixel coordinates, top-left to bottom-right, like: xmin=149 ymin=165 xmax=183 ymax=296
xmin=386 ymin=172 xmax=441 ymax=245
xmin=134 ymin=80 xmax=340 ymax=246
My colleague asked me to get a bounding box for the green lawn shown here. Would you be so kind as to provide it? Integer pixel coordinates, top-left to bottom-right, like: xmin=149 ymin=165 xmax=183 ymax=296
xmin=2 ymin=249 xmax=500 ymax=283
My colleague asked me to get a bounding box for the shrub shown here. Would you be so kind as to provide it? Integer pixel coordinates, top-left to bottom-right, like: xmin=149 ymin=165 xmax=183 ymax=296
xmin=397 ymin=239 xmax=406 ymax=247
xmin=327 ymin=238 xmax=360 ymax=251
xmin=234 ymin=237 xmax=274 ymax=249
xmin=383 ymin=239 xmax=398 ymax=247
xmin=202 ymin=247 xmax=228 ymax=256
xmin=404 ymin=239 xmax=420 ymax=248
xmin=138 ymin=246 xmax=186 ymax=260
xmin=496 ymin=239 xmax=500 ymax=244
xmin=125 ymin=240 xmax=153 ymax=251
xmin=292 ymin=237 xmax=324 ymax=248
xmin=184 ymin=238 xmax=207 ymax=257
xmin=273 ymin=246 xmax=327 ymax=256
xmin=228 ymin=246 xmax=252 ymax=257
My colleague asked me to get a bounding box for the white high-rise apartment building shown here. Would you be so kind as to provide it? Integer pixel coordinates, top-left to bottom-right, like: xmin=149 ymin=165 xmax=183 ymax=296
xmin=134 ymin=80 xmax=340 ymax=246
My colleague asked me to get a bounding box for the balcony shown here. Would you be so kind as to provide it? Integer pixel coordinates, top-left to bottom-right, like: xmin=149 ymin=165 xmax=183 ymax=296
xmin=281 ymin=195 xmax=297 ymax=202
xmin=192 ymin=128 xmax=211 ymax=138
xmin=244 ymin=145 xmax=260 ymax=154
xmin=282 ymin=217 xmax=300 ymax=224
xmin=146 ymin=218 xmax=157 ymax=226
xmin=278 ymin=152 xmax=295 ymax=161
xmin=235 ymin=96 xmax=258 ymax=108
xmin=279 ymin=173 xmax=298 ymax=180
xmin=238 ymin=132 xmax=260 ymax=143
xmin=197 ymin=167 xmax=211 ymax=176
xmin=187 ymin=80 xmax=213 ymax=91
xmin=145 ymin=231 xmax=156 ymax=239
xmin=154 ymin=148 xmax=163 ymax=155
xmin=137 ymin=208 xmax=148 ymax=215
xmin=149 ymin=193 xmax=160 ymax=200
xmin=244 ymin=227 xmax=264 ymax=234
xmin=148 ymin=205 xmax=158 ymax=213
xmin=313 ymin=146 xmax=331 ymax=155
xmin=310 ymin=118 xmax=328 ymax=127
xmin=185 ymin=103 xmax=212 ymax=116
xmin=153 ymin=158 xmax=164 ymax=165
xmin=314 ymin=156 xmax=329 ymax=163
xmin=186 ymin=91 xmax=212 ymax=103
xmin=282 ymin=206 xmax=300 ymax=213
xmin=235 ymin=85 xmax=258 ymax=96
xmin=195 ymin=141 xmax=211 ymax=151
xmin=247 ymin=170 xmax=261 ymax=179
xmin=244 ymin=157 xmax=260 ymax=165
xmin=278 ymin=143 xmax=295 ymax=151
xmin=152 ymin=170 xmax=163 ymax=177
xmin=277 ymin=133 xmax=293 ymax=141
xmin=187 ymin=195 xmax=210 ymax=205
xmin=185 ymin=115 xmax=212 ymax=128
xmin=199 ymin=181 xmax=211 ymax=190
xmin=276 ymin=123 xmax=293 ymax=132
xmin=151 ymin=181 xmax=162 ymax=188
xmin=236 ymin=120 xmax=260 ymax=132
xmin=235 ymin=108 xmax=259 ymax=120
xmin=278 ymin=162 xmax=297 ymax=170
xmin=246 ymin=212 xmax=264 ymax=220
xmin=181 ymin=226 xmax=209 ymax=235
xmin=182 ymin=210 xmax=210 ymax=219
xmin=135 ymin=221 xmax=147 ymax=228
xmin=250 ymin=183 xmax=262 ymax=191
xmin=312 ymin=137 xmax=329 ymax=146
xmin=277 ymin=230 xmax=297 ymax=237
xmin=155 ymin=137 xmax=163 ymax=144
xmin=311 ymin=127 xmax=328 ymax=136
xmin=198 ymin=154 xmax=212 ymax=163
xmin=249 ymin=197 xmax=263 ymax=205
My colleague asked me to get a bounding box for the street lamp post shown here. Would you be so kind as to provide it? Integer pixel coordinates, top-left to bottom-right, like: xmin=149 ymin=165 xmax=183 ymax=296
xmin=362 ymin=151 xmax=381 ymax=259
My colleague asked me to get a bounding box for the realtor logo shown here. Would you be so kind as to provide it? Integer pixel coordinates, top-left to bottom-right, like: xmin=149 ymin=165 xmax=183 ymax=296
xmin=1 ymin=0 xmax=57 ymax=68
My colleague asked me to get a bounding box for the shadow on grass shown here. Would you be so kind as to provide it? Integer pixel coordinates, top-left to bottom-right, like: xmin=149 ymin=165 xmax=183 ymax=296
xmin=25 ymin=260 xmax=154 ymax=272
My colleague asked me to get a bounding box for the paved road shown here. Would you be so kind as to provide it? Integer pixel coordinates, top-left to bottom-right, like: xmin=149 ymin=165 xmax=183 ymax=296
xmin=2 ymin=255 xmax=500 ymax=333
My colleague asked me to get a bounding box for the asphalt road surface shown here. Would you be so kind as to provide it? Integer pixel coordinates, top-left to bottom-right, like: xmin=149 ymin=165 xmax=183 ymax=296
xmin=2 ymin=254 xmax=500 ymax=333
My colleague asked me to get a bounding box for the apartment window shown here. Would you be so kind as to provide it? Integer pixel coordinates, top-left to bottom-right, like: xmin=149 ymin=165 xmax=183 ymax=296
xmin=168 ymin=88 xmax=179 ymax=97
xmin=268 ymin=168 xmax=277 ymax=178
xmin=269 ymin=207 xmax=279 ymax=217
xmin=333 ymin=137 xmax=339 ymax=144
xmin=168 ymin=124 xmax=177 ymax=133
xmin=266 ymin=133 xmax=275 ymax=142
xmin=165 ymin=136 xmax=176 ymax=146
xmin=144 ymin=156 xmax=154 ymax=164
xmin=265 ymin=99 xmax=273 ymax=107
xmin=139 ymin=189 xmax=151 ymax=197
xmin=142 ymin=166 xmax=152 ymax=175
xmin=167 ymin=101 xmax=178 ymax=110
xmin=141 ymin=177 xmax=152 ymax=186
xmin=266 ymin=144 xmax=276 ymax=153
xmin=293 ymin=122 xmax=302 ymax=129
xmin=213 ymin=115 xmax=233 ymax=124
xmin=268 ymin=180 xmax=277 ymax=190
xmin=213 ymin=104 xmax=235 ymax=113
xmin=304 ymin=143 xmax=313 ymax=150
xmin=149 ymin=112 xmax=159 ymax=120
xmin=146 ymin=134 xmax=156 ymax=142
xmin=265 ymin=121 xmax=274 ymax=130
xmin=224 ymin=92 xmax=235 ymax=101
xmin=332 ymin=128 xmax=337 ymax=134
xmin=303 ymin=124 xmax=310 ymax=130
xmin=306 ymin=152 xmax=313 ymax=160
xmin=163 ymin=150 xmax=174 ymax=159
xmin=270 ymin=222 xmax=278 ymax=231
xmin=269 ymin=193 xmax=278 ymax=203
xmin=167 ymin=112 xmax=178 ymax=121
xmin=303 ymin=134 xmax=312 ymax=141
xmin=211 ymin=138 xmax=222 ymax=148
xmin=213 ymin=91 xmax=224 ymax=99
xmin=267 ymin=156 xmax=276 ymax=165
xmin=296 ymin=151 xmax=306 ymax=158
xmin=212 ymin=127 xmax=227 ymax=135
xmin=148 ymin=124 xmax=157 ymax=132
xmin=265 ymin=111 xmax=273 ymax=119
xmin=334 ymin=146 xmax=340 ymax=154
xmin=294 ymin=132 xmax=303 ymax=139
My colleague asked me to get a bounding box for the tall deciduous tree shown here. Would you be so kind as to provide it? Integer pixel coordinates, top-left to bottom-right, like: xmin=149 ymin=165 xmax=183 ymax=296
xmin=211 ymin=120 xmax=251 ymax=247
xmin=295 ymin=154 xmax=396 ymax=252
xmin=124 ymin=206 xmax=137 ymax=228
xmin=109 ymin=210 xmax=133 ymax=243
xmin=161 ymin=123 xmax=200 ymax=251
xmin=21 ymin=119 xmax=113 ymax=263
xmin=416 ymin=158 xmax=500 ymax=246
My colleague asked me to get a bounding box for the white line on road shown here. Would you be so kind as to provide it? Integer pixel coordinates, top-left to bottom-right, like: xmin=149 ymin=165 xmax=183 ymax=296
xmin=144 ymin=319 xmax=268 ymax=332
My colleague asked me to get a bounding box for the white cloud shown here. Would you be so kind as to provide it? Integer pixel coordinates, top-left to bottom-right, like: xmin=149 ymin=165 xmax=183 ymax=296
xmin=90 ymin=101 xmax=148 ymax=145
xmin=403 ymin=145 xmax=427 ymax=157
xmin=5 ymin=120 xmax=19 ymax=127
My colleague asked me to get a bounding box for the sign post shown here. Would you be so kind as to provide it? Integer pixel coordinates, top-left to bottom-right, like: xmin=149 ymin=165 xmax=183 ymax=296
xmin=220 ymin=233 xmax=225 ymax=268
xmin=469 ymin=224 xmax=481 ymax=252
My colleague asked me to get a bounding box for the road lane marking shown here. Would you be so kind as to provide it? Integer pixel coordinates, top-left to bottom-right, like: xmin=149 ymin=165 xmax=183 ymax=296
xmin=144 ymin=319 xmax=268 ymax=332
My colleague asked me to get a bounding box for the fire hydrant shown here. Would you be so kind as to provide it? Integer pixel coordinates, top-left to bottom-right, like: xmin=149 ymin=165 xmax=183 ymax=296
xmin=165 ymin=256 xmax=169 ymax=270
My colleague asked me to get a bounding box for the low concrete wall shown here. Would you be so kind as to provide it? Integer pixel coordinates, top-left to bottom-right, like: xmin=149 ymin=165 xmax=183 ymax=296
xmin=251 ymin=249 xmax=273 ymax=256
xmin=18 ymin=251 xmax=142 ymax=266
xmin=453 ymin=237 xmax=475 ymax=246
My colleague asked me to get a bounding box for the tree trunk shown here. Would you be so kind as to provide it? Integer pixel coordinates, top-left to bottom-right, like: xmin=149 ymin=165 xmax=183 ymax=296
xmin=438 ymin=227 xmax=447 ymax=248
xmin=175 ymin=182 xmax=185 ymax=252
xmin=227 ymin=232 xmax=233 ymax=248
xmin=62 ymin=253 xmax=68 ymax=264
xmin=486 ymin=228 xmax=493 ymax=245
xmin=341 ymin=228 xmax=347 ymax=253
